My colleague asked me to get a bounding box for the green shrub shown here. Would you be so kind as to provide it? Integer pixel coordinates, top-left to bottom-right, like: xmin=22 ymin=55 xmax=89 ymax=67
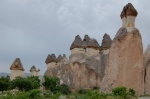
xmin=128 ymin=88 xmax=136 ymax=96
xmin=28 ymin=89 xmax=42 ymax=99
xmin=93 ymin=86 xmax=99 ymax=90
xmin=78 ymin=89 xmax=87 ymax=94
xmin=59 ymin=84 xmax=71 ymax=95
xmin=112 ymin=86 xmax=127 ymax=98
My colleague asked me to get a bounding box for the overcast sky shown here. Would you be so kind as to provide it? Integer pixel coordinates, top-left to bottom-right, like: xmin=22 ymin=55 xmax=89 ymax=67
xmin=0 ymin=0 xmax=150 ymax=75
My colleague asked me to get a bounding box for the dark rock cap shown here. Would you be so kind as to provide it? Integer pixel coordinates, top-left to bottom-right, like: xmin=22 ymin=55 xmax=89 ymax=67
xmin=120 ymin=3 xmax=138 ymax=18
xmin=30 ymin=65 xmax=40 ymax=72
xmin=57 ymin=55 xmax=63 ymax=62
xmin=45 ymin=54 xmax=57 ymax=64
xmin=70 ymin=35 xmax=83 ymax=50
xmin=101 ymin=33 xmax=112 ymax=49
xmin=83 ymin=35 xmax=90 ymax=41
xmin=70 ymin=34 xmax=100 ymax=50
xmin=87 ymin=39 xmax=100 ymax=49
xmin=10 ymin=58 xmax=24 ymax=71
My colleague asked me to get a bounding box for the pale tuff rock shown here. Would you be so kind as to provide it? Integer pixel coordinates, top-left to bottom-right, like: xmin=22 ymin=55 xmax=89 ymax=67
xmin=144 ymin=45 xmax=150 ymax=94
xmin=101 ymin=10 xmax=144 ymax=95
xmin=30 ymin=65 xmax=40 ymax=76
xmin=10 ymin=58 xmax=24 ymax=80
xmin=44 ymin=3 xmax=145 ymax=95
xmin=101 ymin=33 xmax=112 ymax=50
xmin=121 ymin=3 xmax=137 ymax=28
xmin=70 ymin=34 xmax=100 ymax=55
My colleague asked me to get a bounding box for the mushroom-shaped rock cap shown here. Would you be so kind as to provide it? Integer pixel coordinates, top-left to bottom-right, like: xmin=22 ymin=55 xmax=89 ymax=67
xmin=83 ymin=35 xmax=90 ymax=41
xmin=120 ymin=3 xmax=138 ymax=18
xmin=101 ymin=33 xmax=112 ymax=49
xmin=30 ymin=65 xmax=40 ymax=72
xmin=45 ymin=54 xmax=57 ymax=64
xmin=10 ymin=58 xmax=24 ymax=71
xmin=70 ymin=35 xmax=83 ymax=50
xmin=87 ymin=39 xmax=100 ymax=49
xmin=30 ymin=65 xmax=36 ymax=72
xmin=57 ymin=55 xmax=63 ymax=62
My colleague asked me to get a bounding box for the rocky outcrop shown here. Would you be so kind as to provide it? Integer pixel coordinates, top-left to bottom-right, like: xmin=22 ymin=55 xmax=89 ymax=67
xmin=30 ymin=65 xmax=40 ymax=76
xmin=10 ymin=58 xmax=24 ymax=80
xmin=44 ymin=3 xmax=144 ymax=95
xmin=10 ymin=58 xmax=24 ymax=71
xmin=144 ymin=45 xmax=150 ymax=94
xmin=101 ymin=33 xmax=112 ymax=50
xmin=45 ymin=54 xmax=57 ymax=64
xmin=120 ymin=3 xmax=138 ymax=18
xmin=100 ymin=3 xmax=144 ymax=95
xmin=30 ymin=65 xmax=40 ymax=72
xmin=70 ymin=35 xmax=83 ymax=50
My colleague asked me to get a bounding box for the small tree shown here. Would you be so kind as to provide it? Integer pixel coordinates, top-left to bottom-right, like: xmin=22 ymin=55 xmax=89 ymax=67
xmin=112 ymin=86 xmax=127 ymax=98
xmin=11 ymin=76 xmax=40 ymax=91
xmin=0 ymin=76 xmax=10 ymax=93
xmin=128 ymin=88 xmax=136 ymax=96
xmin=42 ymin=76 xmax=60 ymax=93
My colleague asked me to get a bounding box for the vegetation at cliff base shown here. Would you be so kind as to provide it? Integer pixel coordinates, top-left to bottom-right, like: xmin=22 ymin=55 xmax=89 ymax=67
xmin=0 ymin=76 xmax=138 ymax=99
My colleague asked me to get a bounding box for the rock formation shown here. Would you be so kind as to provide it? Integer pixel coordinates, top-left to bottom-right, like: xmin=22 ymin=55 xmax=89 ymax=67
xmin=30 ymin=65 xmax=40 ymax=77
xmin=144 ymin=45 xmax=150 ymax=94
xmin=101 ymin=3 xmax=144 ymax=95
xmin=44 ymin=34 xmax=111 ymax=91
xmin=44 ymin=3 xmax=145 ymax=95
xmin=10 ymin=58 xmax=24 ymax=80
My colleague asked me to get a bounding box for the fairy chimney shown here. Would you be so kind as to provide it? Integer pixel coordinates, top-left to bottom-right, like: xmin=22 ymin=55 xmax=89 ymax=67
xmin=45 ymin=54 xmax=57 ymax=69
xmin=30 ymin=65 xmax=40 ymax=77
xmin=10 ymin=58 xmax=24 ymax=80
xmin=120 ymin=3 xmax=138 ymax=28
xmin=101 ymin=3 xmax=144 ymax=95
xmin=70 ymin=35 xmax=85 ymax=54
xmin=101 ymin=33 xmax=112 ymax=54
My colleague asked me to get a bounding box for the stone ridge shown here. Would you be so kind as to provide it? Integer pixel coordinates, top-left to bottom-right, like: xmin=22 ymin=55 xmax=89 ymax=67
xmin=45 ymin=54 xmax=57 ymax=64
xmin=101 ymin=33 xmax=112 ymax=49
xmin=120 ymin=3 xmax=138 ymax=18
xmin=10 ymin=58 xmax=24 ymax=71
xmin=70 ymin=34 xmax=100 ymax=50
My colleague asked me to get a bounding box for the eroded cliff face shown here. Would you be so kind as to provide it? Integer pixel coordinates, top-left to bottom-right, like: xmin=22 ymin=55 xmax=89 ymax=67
xmin=101 ymin=28 xmax=144 ymax=95
xmin=144 ymin=45 xmax=150 ymax=94
xmin=44 ymin=3 xmax=145 ymax=95
xmin=44 ymin=53 xmax=109 ymax=91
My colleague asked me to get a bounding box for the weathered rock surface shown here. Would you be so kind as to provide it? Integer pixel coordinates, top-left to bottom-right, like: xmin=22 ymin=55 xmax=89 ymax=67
xmin=30 ymin=65 xmax=40 ymax=72
xmin=10 ymin=58 xmax=24 ymax=71
xmin=120 ymin=3 xmax=138 ymax=18
xmin=144 ymin=45 xmax=150 ymax=94
xmin=44 ymin=3 xmax=144 ymax=95
xmin=101 ymin=28 xmax=144 ymax=95
xmin=101 ymin=33 xmax=112 ymax=50
xmin=45 ymin=54 xmax=57 ymax=64
xmin=44 ymin=52 xmax=109 ymax=91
